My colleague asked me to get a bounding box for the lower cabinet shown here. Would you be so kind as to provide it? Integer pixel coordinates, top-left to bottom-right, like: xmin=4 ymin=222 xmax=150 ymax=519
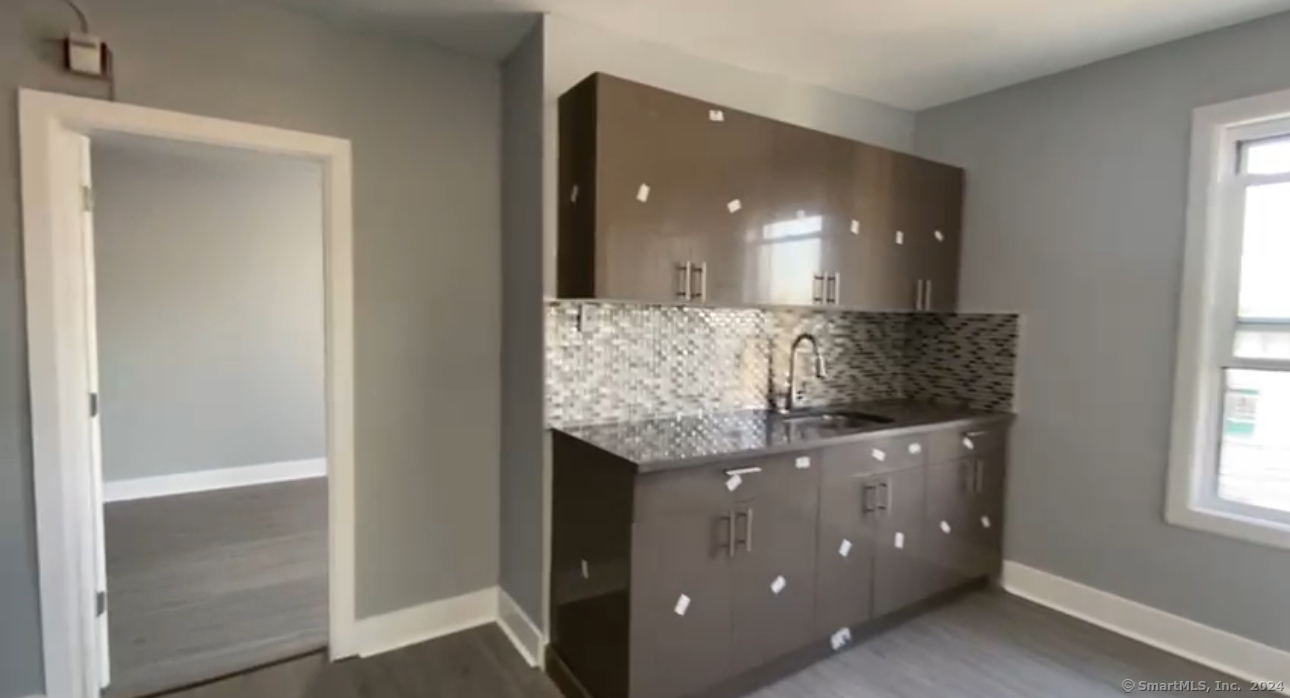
xmin=549 ymin=419 xmax=1009 ymax=698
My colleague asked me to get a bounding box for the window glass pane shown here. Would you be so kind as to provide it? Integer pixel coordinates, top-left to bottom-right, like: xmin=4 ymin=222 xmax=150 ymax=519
xmin=1218 ymin=369 xmax=1290 ymax=513
xmin=1237 ymin=182 xmax=1290 ymax=320
xmin=1234 ymin=328 xmax=1290 ymax=360
xmin=1242 ymin=137 xmax=1290 ymax=175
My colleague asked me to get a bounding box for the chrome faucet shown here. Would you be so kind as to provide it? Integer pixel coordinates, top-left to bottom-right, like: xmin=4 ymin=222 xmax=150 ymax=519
xmin=783 ymin=333 xmax=827 ymax=413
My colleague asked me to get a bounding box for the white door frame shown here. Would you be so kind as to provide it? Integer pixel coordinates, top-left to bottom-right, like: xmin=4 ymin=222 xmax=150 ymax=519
xmin=19 ymin=89 xmax=357 ymax=698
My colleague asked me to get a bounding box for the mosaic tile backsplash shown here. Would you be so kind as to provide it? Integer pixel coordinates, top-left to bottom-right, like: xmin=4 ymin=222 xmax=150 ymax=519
xmin=545 ymin=302 xmax=1019 ymax=427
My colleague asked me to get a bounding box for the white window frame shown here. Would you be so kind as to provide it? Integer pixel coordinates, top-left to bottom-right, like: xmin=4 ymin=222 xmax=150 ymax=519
xmin=1168 ymin=87 xmax=1290 ymax=549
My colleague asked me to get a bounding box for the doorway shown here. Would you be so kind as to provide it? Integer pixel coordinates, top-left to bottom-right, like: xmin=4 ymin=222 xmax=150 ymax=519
xmin=20 ymin=90 xmax=356 ymax=698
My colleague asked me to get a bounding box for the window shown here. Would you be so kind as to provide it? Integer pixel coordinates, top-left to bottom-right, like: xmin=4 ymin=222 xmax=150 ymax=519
xmin=1169 ymin=89 xmax=1290 ymax=548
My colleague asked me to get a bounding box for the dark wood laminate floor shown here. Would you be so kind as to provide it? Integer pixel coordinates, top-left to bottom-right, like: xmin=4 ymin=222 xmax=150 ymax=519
xmin=105 ymin=478 xmax=328 ymax=698
xmin=147 ymin=589 xmax=1247 ymax=698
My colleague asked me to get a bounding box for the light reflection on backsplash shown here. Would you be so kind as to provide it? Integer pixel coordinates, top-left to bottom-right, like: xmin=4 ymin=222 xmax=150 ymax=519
xmin=545 ymin=301 xmax=1018 ymax=427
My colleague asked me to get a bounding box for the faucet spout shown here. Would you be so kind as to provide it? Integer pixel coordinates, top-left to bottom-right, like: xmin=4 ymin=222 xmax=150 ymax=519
xmin=785 ymin=333 xmax=826 ymax=412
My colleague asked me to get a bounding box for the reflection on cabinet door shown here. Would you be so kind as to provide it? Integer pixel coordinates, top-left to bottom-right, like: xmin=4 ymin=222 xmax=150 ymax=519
xmin=844 ymin=147 xmax=921 ymax=310
xmin=871 ymin=465 xmax=932 ymax=618
xmin=630 ymin=468 xmax=733 ymax=698
xmin=753 ymin=123 xmax=852 ymax=307
xmin=728 ymin=456 xmax=820 ymax=675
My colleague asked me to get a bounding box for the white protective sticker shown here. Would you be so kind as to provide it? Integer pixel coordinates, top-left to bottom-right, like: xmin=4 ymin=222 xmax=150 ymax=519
xmin=570 ymin=184 xmax=579 ymax=203
xmin=894 ymin=531 xmax=905 ymax=549
xmin=726 ymin=474 xmax=743 ymax=492
xmin=871 ymin=448 xmax=886 ymax=462
xmin=981 ymin=515 xmax=992 ymax=529
xmin=850 ymin=219 xmax=860 ymax=235
xmin=908 ymin=442 xmax=923 ymax=455
xmin=771 ymin=576 xmax=787 ymax=595
xmin=727 ymin=199 xmax=743 ymax=213
xmin=581 ymin=559 xmax=590 ymax=579
xmin=636 ymin=183 xmax=651 ymax=202
xmin=674 ymin=594 xmax=691 ymax=616
xmin=830 ymin=627 xmax=853 ymax=651
xmin=795 ymin=455 xmax=811 ymax=469
xmin=940 ymin=520 xmax=952 ymax=534
xmin=839 ymin=538 xmax=852 ymax=557
xmin=962 ymin=437 xmax=975 ymax=450
xmin=708 ymin=109 xmax=725 ymax=122
xmin=934 ymin=229 xmax=945 ymax=242
xmin=896 ymin=230 xmax=905 ymax=245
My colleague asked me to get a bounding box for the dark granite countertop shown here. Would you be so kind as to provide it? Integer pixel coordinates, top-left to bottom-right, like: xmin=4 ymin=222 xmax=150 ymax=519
xmin=553 ymin=400 xmax=1012 ymax=472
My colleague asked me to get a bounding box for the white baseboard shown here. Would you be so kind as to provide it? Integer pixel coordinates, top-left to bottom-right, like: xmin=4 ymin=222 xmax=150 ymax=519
xmin=353 ymin=586 xmax=499 ymax=658
xmin=103 ymin=458 xmax=326 ymax=502
xmin=498 ymin=588 xmax=545 ymax=667
xmin=1002 ymin=561 xmax=1290 ymax=695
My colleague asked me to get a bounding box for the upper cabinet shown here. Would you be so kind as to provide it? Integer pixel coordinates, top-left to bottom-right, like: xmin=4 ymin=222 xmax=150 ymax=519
xmin=558 ymin=73 xmax=965 ymax=311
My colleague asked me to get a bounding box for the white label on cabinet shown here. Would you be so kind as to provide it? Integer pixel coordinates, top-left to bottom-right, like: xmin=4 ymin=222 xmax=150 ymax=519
xmin=871 ymin=448 xmax=886 ymax=462
xmin=962 ymin=437 xmax=975 ymax=450
xmin=636 ymin=183 xmax=651 ymax=202
xmin=771 ymin=576 xmax=787 ymax=595
xmin=896 ymin=230 xmax=905 ymax=245
xmin=570 ymin=184 xmax=579 ymax=203
xmin=709 ymin=109 xmax=725 ymax=122
xmin=908 ymin=442 xmax=923 ymax=455
xmin=727 ymin=199 xmax=743 ymax=213
xmin=839 ymin=538 xmax=852 ymax=557
xmin=795 ymin=455 xmax=811 ymax=469
xmin=850 ymin=219 xmax=860 ymax=235
xmin=940 ymin=520 xmax=952 ymax=534
xmin=894 ymin=532 xmax=905 ymax=549
xmin=725 ymin=474 xmax=743 ymax=492
xmin=581 ymin=559 xmax=590 ymax=579
xmin=674 ymin=594 xmax=691 ymax=616
xmin=934 ymin=229 xmax=945 ymax=242
xmin=981 ymin=515 xmax=992 ymax=529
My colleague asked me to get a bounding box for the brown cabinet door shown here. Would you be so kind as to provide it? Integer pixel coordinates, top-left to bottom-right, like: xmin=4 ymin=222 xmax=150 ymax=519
xmin=871 ymin=464 xmax=934 ymax=617
xmin=923 ymin=458 xmax=979 ymax=594
xmin=843 ymin=147 xmax=922 ymax=310
xmin=728 ymin=454 xmax=820 ymax=674
xmin=750 ymin=123 xmax=852 ymax=307
xmin=962 ymin=449 xmax=1006 ymax=578
xmin=910 ymin=159 xmax=964 ymax=312
xmin=630 ymin=467 xmax=734 ymax=698
xmin=814 ymin=450 xmax=879 ymax=637
xmin=592 ymin=76 xmax=691 ymax=303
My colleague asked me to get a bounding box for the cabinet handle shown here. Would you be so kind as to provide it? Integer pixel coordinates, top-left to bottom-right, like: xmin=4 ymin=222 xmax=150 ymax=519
xmin=915 ymin=280 xmax=925 ymax=310
xmin=959 ymin=461 xmax=972 ymax=492
xmin=724 ymin=466 xmax=763 ymax=477
xmin=973 ymin=459 xmax=985 ymax=494
xmin=736 ymin=508 xmax=754 ymax=553
xmin=877 ymin=481 xmax=891 ymax=511
xmin=925 ymin=280 xmax=934 ymax=310
xmin=676 ymin=262 xmax=692 ymax=299
xmin=826 ymin=272 xmax=841 ymax=305
xmin=861 ymin=483 xmax=876 ymax=514
xmin=691 ymin=262 xmax=707 ymax=302
xmin=722 ymin=512 xmax=736 ymax=558
xmin=965 ymin=430 xmax=989 ymax=438
xmin=812 ymin=274 xmax=826 ymax=304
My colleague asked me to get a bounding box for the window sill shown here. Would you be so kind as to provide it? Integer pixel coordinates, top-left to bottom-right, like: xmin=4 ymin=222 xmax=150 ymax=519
xmin=1166 ymin=501 xmax=1290 ymax=550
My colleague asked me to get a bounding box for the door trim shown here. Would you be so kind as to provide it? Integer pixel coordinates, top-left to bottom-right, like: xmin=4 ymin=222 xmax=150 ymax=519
xmin=19 ymin=89 xmax=357 ymax=698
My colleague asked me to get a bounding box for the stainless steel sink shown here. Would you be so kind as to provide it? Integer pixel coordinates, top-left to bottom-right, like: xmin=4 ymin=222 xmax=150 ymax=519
xmin=777 ymin=410 xmax=894 ymax=434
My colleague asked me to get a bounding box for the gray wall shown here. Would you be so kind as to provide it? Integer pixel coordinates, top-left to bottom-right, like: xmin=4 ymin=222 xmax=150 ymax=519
xmin=916 ymin=10 xmax=1290 ymax=653
xmin=1 ymin=1 xmax=500 ymax=695
xmin=540 ymin=13 xmax=917 ymax=295
xmin=92 ymin=139 xmax=325 ymax=483
xmin=499 ymin=20 xmax=547 ymax=626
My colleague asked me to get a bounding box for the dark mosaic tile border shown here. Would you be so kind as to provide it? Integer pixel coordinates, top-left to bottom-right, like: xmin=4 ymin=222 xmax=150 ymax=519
xmin=545 ymin=301 xmax=1018 ymax=427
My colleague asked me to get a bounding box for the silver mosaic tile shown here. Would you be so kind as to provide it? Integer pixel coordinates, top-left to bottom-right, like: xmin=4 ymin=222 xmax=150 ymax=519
xmin=545 ymin=302 xmax=1019 ymax=427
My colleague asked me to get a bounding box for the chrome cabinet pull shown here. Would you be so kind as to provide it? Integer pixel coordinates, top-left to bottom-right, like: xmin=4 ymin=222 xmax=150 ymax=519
xmin=724 ymin=466 xmax=763 ymax=477
xmin=722 ymin=512 xmax=736 ymax=557
xmin=676 ymin=262 xmax=692 ymax=299
xmin=915 ymin=280 xmax=925 ymax=310
xmin=812 ymin=274 xmax=826 ymax=304
xmin=736 ymin=508 xmax=753 ymax=553
xmin=861 ymin=483 xmax=876 ymax=514
xmin=690 ymin=262 xmax=707 ymax=301
xmin=973 ymin=459 xmax=986 ymax=494
xmin=877 ymin=480 xmax=891 ymax=511
xmin=825 ymin=272 xmax=841 ymax=305
xmin=926 ymin=280 xmax=934 ymax=310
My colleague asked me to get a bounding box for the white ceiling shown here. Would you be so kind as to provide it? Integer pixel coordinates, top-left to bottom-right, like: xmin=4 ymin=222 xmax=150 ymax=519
xmin=298 ymin=0 xmax=1290 ymax=109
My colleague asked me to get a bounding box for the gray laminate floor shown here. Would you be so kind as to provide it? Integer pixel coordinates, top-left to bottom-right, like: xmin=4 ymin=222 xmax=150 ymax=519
xmin=105 ymin=478 xmax=328 ymax=698
xmin=144 ymin=589 xmax=1247 ymax=698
